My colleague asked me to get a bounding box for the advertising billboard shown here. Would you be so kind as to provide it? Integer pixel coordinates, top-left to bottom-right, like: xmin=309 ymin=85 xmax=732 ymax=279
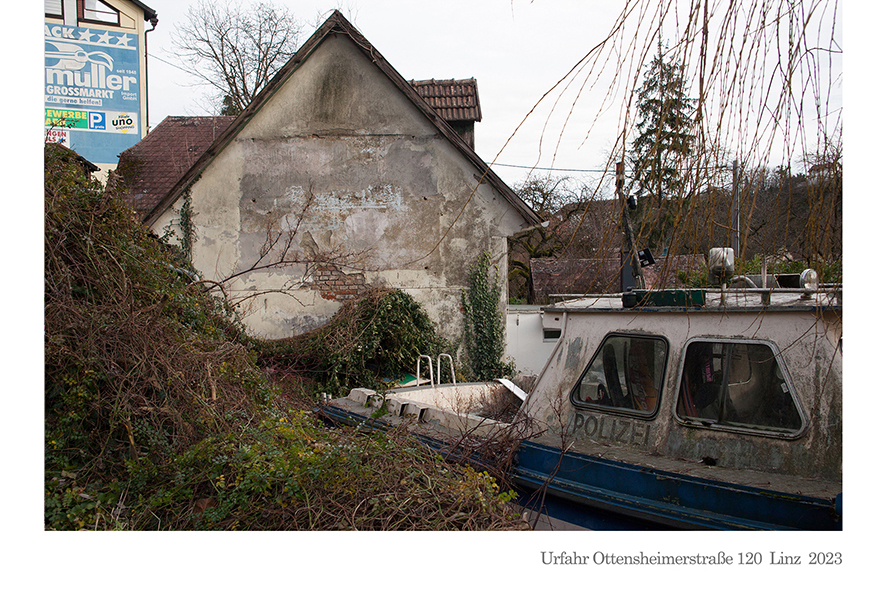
xmin=45 ymin=22 xmax=142 ymax=165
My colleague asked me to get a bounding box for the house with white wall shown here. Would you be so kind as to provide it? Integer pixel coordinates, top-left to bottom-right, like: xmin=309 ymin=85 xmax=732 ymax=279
xmin=120 ymin=11 xmax=542 ymax=344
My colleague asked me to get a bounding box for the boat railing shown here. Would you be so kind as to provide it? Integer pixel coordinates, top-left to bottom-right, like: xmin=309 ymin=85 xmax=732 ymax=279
xmin=548 ymin=285 xmax=841 ymax=308
xmin=718 ymin=285 xmax=842 ymax=306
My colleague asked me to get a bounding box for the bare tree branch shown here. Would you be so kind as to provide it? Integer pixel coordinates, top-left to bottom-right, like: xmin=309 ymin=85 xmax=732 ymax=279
xmin=171 ymin=0 xmax=304 ymax=115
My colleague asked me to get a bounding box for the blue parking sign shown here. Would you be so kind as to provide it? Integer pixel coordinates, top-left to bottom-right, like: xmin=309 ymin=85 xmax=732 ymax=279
xmin=89 ymin=111 xmax=106 ymax=130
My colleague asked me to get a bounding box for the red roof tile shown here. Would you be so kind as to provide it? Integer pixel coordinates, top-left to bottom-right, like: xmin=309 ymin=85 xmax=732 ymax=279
xmin=531 ymin=257 xmax=623 ymax=298
xmin=118 ymin=116 xmax=235 ymax=215
xmin=409 ymin=78 xmax=481 ymax=122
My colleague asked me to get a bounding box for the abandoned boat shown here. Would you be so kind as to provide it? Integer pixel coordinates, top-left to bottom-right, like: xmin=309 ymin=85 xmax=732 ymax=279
xmin=321 ymin=254 xmax=842 ymax=530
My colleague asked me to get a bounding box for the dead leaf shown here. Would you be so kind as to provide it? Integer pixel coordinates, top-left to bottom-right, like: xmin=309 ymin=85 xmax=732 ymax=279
xmin=194 ymin=498 xmax=219 ymax=513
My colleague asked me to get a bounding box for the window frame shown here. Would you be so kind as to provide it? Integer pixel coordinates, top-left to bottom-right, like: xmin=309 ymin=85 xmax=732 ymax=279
xmin=45 ymin=0 xmax=64 ymax=18
xmin=542 ymin=328 xmax=562 ymax=342
xmin=674 ymin=337 xmax=808 ymax=439
xmin=569 ymin=332 xmax=669 ymax=420
xmin=79 ymin=0 xmax=120 ymax=26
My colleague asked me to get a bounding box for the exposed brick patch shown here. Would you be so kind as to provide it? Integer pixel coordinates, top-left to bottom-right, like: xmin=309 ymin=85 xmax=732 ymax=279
xmin=311 ymin=265 xmax=368 ymax=301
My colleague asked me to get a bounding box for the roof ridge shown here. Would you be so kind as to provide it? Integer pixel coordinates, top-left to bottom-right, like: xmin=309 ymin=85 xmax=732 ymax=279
xmin=140 ymin=10 xmax=537 ymax=227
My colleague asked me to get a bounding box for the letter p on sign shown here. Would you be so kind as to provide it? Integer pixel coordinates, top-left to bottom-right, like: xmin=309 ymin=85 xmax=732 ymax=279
xmin=89 ymin=112 xmax=106 ymax=130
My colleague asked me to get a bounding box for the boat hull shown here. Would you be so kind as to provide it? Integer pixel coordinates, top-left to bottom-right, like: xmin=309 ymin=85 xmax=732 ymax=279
xmin=513 ymin=440 xmax=841 ymax=530
xmin=319 ymin=403 xmax=841 ymax=531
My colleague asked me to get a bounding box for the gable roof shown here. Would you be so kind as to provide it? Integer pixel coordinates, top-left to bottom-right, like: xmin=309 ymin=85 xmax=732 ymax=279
xmin=118 ymin=116 xmax=235 ymax=216
xmin=409 ymin=78 xmax=481 ymax=122
xmin=141 ymin=10 xmax=541 ymax=228
xmin=123 ymin=82 xmax=481 ymax=213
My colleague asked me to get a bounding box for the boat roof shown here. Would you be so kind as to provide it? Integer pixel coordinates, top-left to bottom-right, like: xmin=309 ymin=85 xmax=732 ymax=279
xmin=543 ymin=288 xmax=842 ymax=314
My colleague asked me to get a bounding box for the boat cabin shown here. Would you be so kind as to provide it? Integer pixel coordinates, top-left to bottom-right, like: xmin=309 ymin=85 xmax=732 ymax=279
xmin=523 ymin=286 xmax=842 ymax=485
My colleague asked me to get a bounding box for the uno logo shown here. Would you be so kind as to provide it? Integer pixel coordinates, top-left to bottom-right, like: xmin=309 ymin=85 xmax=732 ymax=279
xmin=111 ymin=113 xmax=135 ymax=133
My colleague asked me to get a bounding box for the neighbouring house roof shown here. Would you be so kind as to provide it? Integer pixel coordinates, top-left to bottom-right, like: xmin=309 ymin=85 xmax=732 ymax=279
xmin=531 ymin=254 xmax=706 ymax=300
xmin=409 ymin=79 xmax=481 ymax=122
xmin=138 ymin=10 xmax=541 ymax=229
xmin=531 ymin=257 xmax=623 ymax=299
xmin=118 ymin=116 xmax=235 ymax=216
xmin=640 ymin=254 xmax=706 ymax=288
xmin=48 ymin=143 xmax=99 ymax=174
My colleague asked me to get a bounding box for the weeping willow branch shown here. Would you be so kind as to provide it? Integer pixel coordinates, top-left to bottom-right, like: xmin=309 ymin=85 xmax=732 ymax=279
xmin=511 ymin=0 xmax=841 ymax=266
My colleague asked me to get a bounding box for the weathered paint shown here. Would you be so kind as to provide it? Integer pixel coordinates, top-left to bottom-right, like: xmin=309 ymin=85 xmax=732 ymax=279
xmin=524 ymin=304 xmax=842 ymax=482
xmin=153 ymin=33 xmax=527 ymax=340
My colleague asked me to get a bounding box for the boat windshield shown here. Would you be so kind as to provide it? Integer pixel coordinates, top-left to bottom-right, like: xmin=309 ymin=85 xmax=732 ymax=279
xmin=676 ymin=340 xmax=804 ymax=435
xmin=570 ymin=334 xmax=668 ymax=417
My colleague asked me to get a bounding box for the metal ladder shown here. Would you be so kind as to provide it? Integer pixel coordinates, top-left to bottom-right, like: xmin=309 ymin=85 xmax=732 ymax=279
xmin=416 ymin=354 xmax=456 ymax=388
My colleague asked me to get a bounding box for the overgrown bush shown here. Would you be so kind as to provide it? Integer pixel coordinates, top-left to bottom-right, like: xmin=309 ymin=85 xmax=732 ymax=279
xmin=44 ymin=143 xmax=524 ymax=530
xmin=255 ymin=288 xmax=453 ymax=396
xmin=44 ymin=142 xmax=272 ymax=527
xmin=124 ymin=415 xmax=522 ymax=531
xmin=46 ymin=411 xmax=526 ymax=531
xmin=45 ymin=144 xmax=257 ymax=475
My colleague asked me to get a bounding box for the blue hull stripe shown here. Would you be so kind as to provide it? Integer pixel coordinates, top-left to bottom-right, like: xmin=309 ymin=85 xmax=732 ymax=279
xmin=319 ymin=405 xmax=841 ymax=530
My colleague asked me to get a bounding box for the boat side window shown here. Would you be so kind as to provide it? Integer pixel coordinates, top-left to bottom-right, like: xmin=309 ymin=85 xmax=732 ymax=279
xmin=676 ymin=341 xmax=804 ymax=435
xmin=570 ymin=334 xmax=668 ymax=417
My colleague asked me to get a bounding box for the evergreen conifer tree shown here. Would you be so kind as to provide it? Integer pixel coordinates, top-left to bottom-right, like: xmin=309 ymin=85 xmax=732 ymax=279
xmin=630 ymin=42 xmax=696 ymax=207
xmin=627 ymin=42 xmax=697 ymax=253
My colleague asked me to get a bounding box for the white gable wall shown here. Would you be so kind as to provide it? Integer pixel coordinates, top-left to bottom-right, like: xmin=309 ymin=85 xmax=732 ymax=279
xmin=154 ymin=33 xmax=527 ymax=342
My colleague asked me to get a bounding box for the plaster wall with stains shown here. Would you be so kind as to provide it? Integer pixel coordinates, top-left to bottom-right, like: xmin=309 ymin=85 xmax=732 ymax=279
xmin=153 ymin=33 xmax=524 ymax=341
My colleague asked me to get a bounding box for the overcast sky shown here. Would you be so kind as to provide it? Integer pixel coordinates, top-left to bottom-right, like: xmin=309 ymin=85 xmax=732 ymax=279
xmin=143 ymin=0 xmax=851 ymax=195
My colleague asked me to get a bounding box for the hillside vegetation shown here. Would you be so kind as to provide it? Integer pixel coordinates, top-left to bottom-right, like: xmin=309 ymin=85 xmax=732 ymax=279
xmin=43 ymin=143 xmax=527 ymax=531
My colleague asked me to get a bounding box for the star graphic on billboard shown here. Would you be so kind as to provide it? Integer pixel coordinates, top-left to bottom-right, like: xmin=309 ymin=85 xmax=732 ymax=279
xmin=78 ymin=29 xmax=94 ymax=43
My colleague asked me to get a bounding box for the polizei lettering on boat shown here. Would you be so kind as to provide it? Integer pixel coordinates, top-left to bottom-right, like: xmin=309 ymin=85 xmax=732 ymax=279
xmin=570 ymin=411 xmax=651 ymax=447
